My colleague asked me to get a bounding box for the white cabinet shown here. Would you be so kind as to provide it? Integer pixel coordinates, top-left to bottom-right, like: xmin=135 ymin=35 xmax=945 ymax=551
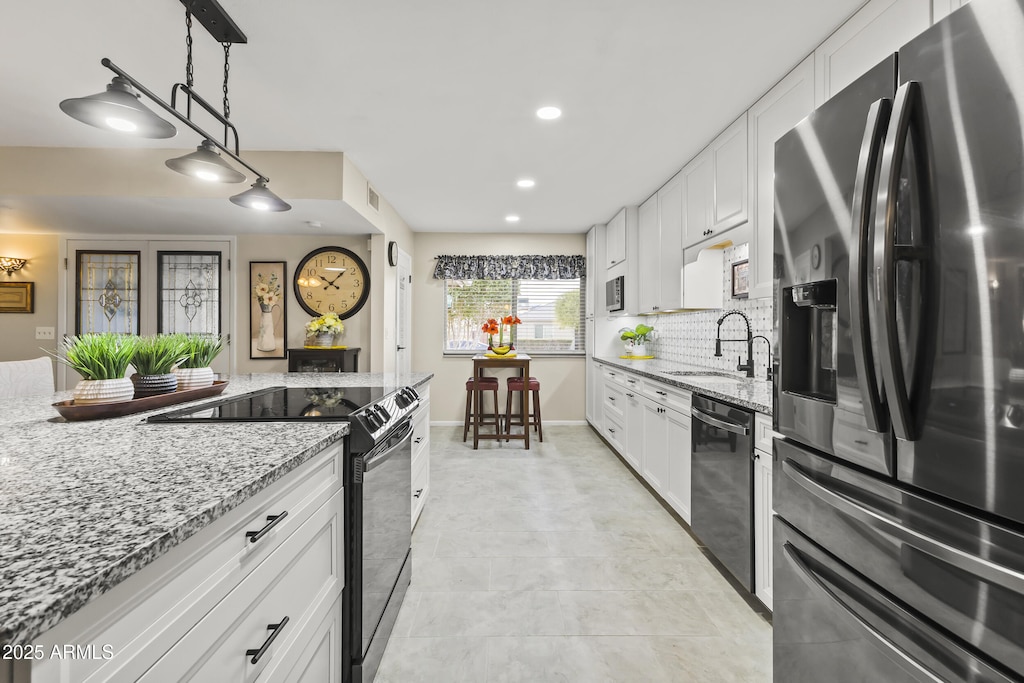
xmin=641 ymin=400 xmax=670 ymax=494
xmin=411 ymin=384 xmax=431 ymax=529
xmin=932 ymin=0 xmax=968 ymax=21
xmin=29 ymin=444 xmax=345 ymax=683
xmin=585 ymin=226 xmax=596 ymax=319
xmin=684 ymin=114 xmax=749 ymax=248
xmin=637 ymin=193 xmax=660 ymax=314
xmin=814 ymin=0 xmax=932 ymax=106
xmin=586 ymin=358 xmax=599 ymax=425
xmin=664 ymin=409 xmax=692 ymax=524
xmin=624 ymin=389 xmax=644 ymax=473
xmin=754 ymin=448 xmax=774 ymax=611
xmin=637 ymin=171 xmax=685 ymax=314
xmin=606 ymin=208 xmax=627 ymax=269
xmin=747 ymin=55 xmax=816 ymax=300
xmin=753 ymin=412 xmax=774 ymax=611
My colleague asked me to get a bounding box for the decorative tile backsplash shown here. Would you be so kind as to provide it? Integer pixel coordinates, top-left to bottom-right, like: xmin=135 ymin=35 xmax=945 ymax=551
xmin=646 ymin=244 xmax=774 ymax=378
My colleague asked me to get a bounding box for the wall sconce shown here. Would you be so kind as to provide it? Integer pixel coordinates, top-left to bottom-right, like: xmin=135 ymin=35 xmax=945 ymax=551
xmin=0 ymin=257 xmax=27 ymax=275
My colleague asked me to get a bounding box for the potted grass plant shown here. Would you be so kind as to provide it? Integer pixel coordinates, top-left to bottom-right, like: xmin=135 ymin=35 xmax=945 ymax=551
xmin=174 ymin=334 xmax=225 ymax=391
xmin=53 ymin=333 xmax=139 ymax=405
xmin=130 ymin=335 xmax=188 ymax=398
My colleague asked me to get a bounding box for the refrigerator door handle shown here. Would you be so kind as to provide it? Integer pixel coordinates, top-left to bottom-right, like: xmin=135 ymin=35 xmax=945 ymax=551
xmin=850 ymin=97 xmax=891 ymax=433
xmin=783 ymin=459 xmax=1024 ymax=596
xmin=874 ymin=80 xmax=928 ymax=441
xmin=782 ymin=541 xmax=949 ymax=683
xmin=691 ymin=407 xmax=749 ymax=435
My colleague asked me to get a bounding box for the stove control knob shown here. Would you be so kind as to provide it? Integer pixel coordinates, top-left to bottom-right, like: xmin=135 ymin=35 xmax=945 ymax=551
xmin=375 ymin=404 xmax=391 ymax=421
xmin=395 ymin=392 xmax=409 ymax=409
xmin=364 ymin=411 xmax=381 ymax=430
xmin=1007 ymin=405 xmax=1023 ymax=427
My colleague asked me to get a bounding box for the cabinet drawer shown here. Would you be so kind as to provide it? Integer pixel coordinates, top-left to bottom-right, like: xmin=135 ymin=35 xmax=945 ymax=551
xmin=32 ymin=445 xmax=343 ymax=683
xmin=604 ymin=382 xmax=625 ymax=419
xmin=641 ymin=378 xmax=691 ymax=415
xmin=604 ymin=412 xmax=625 ymax=454
xmin=411 ymin=409 xmax=429 ymax=465
xmin=601 ymin=365 xmax=628 ymax=387
xmin=142 ymin=490 xmax=344 ymax=682
xmin=412 ymin=456 xmax=430 ymax=529
xmin=620 ymin=372 xmax=641 ymax=392
xmin=754 ymin=413 xmax=774 ymax=453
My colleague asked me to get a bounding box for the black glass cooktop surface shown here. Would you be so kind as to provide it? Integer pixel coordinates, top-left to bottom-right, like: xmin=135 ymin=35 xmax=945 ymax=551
xmin=147 ymin=386 xmax=386 ymax=422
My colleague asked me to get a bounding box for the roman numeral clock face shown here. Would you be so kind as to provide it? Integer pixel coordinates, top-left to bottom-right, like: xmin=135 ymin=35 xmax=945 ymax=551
xmin=293 ymin=247 xmax=370 ymax=319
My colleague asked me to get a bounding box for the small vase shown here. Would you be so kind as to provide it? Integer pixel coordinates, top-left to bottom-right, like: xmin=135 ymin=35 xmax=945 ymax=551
xmin=131 ymin=372 xmax=178 ymax=398
xmin=176 ymin=367 xmax=215 ymax=391
xmin=306 ymin=332 xmax=335 ymax=348
xmin=257 ymin=307 xmax=276 ymax=352
xmin=73 ymin=377 xmax=135 ymax=405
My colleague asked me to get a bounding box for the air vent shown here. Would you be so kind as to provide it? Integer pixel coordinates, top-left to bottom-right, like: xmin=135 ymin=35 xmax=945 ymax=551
xmin=367 ymin=184 xmax=380 ymax=213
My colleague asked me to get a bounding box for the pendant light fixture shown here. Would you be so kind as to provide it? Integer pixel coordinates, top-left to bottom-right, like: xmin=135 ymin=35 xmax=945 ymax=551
xmin=58 ymin=0 xmax=291 ymax=211
xmin=230 ymin=178 xmax=292 ymax=212
xmin=166 ymin=139 xmax=245 ymax=183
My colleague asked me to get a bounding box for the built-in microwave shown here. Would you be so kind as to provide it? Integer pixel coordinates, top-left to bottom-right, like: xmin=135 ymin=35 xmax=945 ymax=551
xmin=606 ymin=276 xmax=624 ymax=312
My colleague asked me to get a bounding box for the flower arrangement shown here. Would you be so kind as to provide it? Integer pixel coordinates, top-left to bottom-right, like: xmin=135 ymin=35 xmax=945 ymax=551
xmin=482 ymin=315 xmax=521 ymax=352
xmin=305 ymin=313 xmax=345 ymax=337
xmin=253 ymin=272 xmax=281 ymax=312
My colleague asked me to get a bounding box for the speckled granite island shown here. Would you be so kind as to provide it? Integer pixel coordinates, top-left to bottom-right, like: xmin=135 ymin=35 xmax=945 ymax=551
xmin=0 ymin=371 xmax=431 ymax=682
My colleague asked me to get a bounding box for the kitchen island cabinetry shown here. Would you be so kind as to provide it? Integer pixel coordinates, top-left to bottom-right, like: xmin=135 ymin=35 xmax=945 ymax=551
xmin=411 ymin=383 xmax=431 ymax=528
xmin=753 ymin=412 xmax=774 ymax=611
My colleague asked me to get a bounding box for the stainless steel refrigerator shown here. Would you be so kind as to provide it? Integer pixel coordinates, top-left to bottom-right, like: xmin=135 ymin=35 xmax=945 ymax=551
xmin=773 ymin=0 xmax=1024 ymax=680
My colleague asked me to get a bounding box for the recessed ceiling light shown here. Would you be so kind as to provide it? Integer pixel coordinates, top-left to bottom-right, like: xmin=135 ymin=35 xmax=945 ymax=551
xmin=505 ymin=215 xmax=521 ymax=223
xmin=536 ymin=106 xmax=562 ymax=120
xmin=516 ymin=178 xmax=536 ymax=189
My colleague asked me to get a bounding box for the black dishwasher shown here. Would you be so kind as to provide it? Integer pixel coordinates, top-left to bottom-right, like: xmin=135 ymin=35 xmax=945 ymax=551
xmin=690 ymin=393 xmax=754 ymax=591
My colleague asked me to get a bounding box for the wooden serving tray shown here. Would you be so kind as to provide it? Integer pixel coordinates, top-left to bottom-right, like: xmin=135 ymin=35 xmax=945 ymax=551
xmin=52 ymin=381 xmax=229 ymax=422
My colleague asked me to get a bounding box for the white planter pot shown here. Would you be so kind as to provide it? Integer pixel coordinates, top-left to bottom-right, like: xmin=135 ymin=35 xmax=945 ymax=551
xmin=632 ymin=343 xmax=648 ymax=357
xmin=175 ymin=367 xmax=215 ymax=391
xmin=73 ymin=377 xmax=135 ymax=405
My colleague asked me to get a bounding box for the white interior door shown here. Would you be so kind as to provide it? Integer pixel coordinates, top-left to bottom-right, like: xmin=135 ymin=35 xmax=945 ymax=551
xmin=62 ymin=238 xmax=232 ymax=389
xmin=396 ymin=247 xmax=412 ymax=377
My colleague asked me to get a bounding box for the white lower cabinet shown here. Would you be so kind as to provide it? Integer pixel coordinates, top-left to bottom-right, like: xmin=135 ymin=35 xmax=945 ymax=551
xmin=664 ymin=408 xmax=692 ymax=524
xmin=641 ymin=400 xmax=670 ymax=494
xmin=754 ymin=449 xmax=773 ymax=610
xmin=411 ymin=385 xmax=431 ymax=529
xmin=27 ymin=445 xmax=345 ymax=683
xmin=624 ymin=389 xmax=644 ymax=473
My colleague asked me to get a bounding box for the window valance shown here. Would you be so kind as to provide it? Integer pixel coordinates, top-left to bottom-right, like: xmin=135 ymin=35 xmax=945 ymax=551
xmin=432 ymin=254 xmax=585 ymax=280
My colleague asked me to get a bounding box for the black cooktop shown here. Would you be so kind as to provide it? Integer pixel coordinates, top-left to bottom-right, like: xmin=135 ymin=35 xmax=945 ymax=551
xmin=148 ymin=386 xmax=387 ymax=422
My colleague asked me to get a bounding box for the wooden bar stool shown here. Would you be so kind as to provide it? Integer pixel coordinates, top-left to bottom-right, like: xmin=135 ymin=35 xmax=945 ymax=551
xmin=505 ymin=376 xmax=542 ymax=442
xmin=463 ymin=376 xmax=501 ymax=442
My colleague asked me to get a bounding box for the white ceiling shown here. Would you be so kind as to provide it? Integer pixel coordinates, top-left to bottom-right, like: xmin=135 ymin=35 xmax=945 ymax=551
xmin=0 ymin=0 xmax=864 ymax=236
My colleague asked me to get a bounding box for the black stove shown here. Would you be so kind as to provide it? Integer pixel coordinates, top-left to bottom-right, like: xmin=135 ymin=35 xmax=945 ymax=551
xmin=148 ymin=386 xmax=388 ymax=422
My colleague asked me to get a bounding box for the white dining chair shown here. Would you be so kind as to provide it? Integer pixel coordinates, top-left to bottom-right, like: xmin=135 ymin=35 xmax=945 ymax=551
xmin=0 ymin=356 xmax=55 ymax=398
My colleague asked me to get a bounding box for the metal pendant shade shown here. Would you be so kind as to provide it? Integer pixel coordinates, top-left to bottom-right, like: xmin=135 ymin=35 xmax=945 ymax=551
xmin=165 ymin=140 xmax=246 ymax=183
xmin=230 ymin=178 xmax=291 ymax=212
xmin=59 ymin=77 xmax=177 ymax=139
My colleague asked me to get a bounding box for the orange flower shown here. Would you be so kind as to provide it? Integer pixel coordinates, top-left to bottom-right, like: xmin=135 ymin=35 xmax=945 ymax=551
xmin=481 ymin=322 xmax=490 ymax=332
xmin=513 ymin=316 xmax=522 ymax=325
xmin=487 ymin=318 xmax=499 ymax=325
xmin=502 ymin=315 xmax=514 ymax=325
xmin=485 ymin=323 xmax=499 ymax=334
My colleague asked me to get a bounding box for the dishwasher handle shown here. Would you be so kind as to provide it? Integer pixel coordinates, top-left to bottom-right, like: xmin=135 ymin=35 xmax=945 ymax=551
xmin=691 ymin=407 xmax=749 ymax=436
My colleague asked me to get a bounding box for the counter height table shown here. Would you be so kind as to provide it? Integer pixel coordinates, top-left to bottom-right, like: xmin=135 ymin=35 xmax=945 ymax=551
xmin=471 ymin=352 xmax=531 ymax=450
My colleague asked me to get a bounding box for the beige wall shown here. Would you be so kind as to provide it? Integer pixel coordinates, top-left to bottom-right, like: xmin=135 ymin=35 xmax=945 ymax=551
xmin=411 ymin=232 xmax=587 ymax=423
xmin=234 ymin=234 xmax=373 ymax=374
xmin=0 ymin=234 xmax=60 ymax=362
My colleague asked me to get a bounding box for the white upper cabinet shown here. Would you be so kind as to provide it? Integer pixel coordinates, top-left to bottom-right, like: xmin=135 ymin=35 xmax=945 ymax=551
xmin=747 ymin=55 xmax=816 ymax=300
xmin=606 ymin=208 xmax=627 ymax=269
xmin=637 ymin=171 xmax=685 ymax=314
xmin=814 ymin=0 xmax=932 ymax=106
xmin=712 ymin=113 xmax=748 ymax=231
xmin=656 ymin=171 xmax=684 ymax=310
xmin=637 ymin=193 xmax=660 ymax=314
xmin=684 ymin=114 xmax=749 ymax=248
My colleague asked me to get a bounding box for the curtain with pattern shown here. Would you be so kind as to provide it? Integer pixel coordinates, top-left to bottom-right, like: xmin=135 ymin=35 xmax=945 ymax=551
xmin=432 ymin=254 xmax=585 ymax=280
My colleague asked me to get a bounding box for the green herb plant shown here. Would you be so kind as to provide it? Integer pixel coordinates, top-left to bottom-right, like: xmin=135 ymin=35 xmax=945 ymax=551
xmin=619 ymin=324 xmax=655 ymax=344
xmin=131 ymin=335 xmax=188 ymax=376
xmin=177 ymin=334 xmax=225 ymax=368
xmin=52 ymin=333 xmax=138 ymax=381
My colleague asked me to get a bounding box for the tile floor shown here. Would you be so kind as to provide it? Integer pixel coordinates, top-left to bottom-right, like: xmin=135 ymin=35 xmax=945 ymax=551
xmin=376 ymin=425 xmax=772 ymax=682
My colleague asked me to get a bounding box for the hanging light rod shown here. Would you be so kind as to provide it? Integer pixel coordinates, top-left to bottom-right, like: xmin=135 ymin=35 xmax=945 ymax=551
xmin=177 ymin=0 xmax=247 ymax=44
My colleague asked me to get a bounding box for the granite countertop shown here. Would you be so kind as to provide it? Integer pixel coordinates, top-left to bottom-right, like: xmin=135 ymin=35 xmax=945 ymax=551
xmin=0 ymin=371 xmax=432 ymax=646
xmin=593 ymin=356 xmax=772 ymax=414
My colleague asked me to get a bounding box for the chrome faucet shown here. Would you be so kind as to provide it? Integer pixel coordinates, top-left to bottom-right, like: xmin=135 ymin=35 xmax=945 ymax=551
xmin=752 ymin=335 xmax=772 ymax=381
xmin=714 ymin=310 xmax=754 ymax=378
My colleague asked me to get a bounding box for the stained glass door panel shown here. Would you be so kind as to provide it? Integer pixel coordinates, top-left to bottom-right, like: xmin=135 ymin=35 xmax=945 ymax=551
xmin=75 ymin=251 xmax=140 ymax=335
xmin=157 ymin=251 xmax=221 ymax=334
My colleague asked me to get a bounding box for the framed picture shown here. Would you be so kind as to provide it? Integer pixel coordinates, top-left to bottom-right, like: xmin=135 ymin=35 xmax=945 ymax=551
xmin=250 ymin=262 xmax=287 ymax=359
xmin=0 ymin=281 xmax=34 ymax=313
xmin=731 ymin=259 xmax=750 ymax=299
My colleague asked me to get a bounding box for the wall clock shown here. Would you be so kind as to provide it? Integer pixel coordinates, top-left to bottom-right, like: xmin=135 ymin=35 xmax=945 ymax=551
xmin=293 ymin=246 xmax=370 ymax=319
xmin=810 ymin=244 xmax=822 ymax=270
xmin=387 ymin=241 xmax=399 ymax=267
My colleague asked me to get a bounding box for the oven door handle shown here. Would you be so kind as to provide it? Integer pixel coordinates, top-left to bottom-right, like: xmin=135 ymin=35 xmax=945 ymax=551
xmin=362 ymin=418 xmax=414 ymax=472
xmin=691 ymin=407 xmax=749 ymax=436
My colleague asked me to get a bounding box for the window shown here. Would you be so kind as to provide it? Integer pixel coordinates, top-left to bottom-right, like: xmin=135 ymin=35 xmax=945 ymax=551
xmin=444 ymin=277 xmax=585 ymax=354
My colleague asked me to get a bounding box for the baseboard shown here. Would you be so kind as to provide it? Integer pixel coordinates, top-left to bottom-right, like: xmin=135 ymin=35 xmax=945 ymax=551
xmin=429 ymin=420 xmax=588 ymax=426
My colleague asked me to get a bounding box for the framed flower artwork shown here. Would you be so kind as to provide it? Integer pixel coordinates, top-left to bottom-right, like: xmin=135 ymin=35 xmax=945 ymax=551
xmin=250 ymin=261 xmax=287 ymax=359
